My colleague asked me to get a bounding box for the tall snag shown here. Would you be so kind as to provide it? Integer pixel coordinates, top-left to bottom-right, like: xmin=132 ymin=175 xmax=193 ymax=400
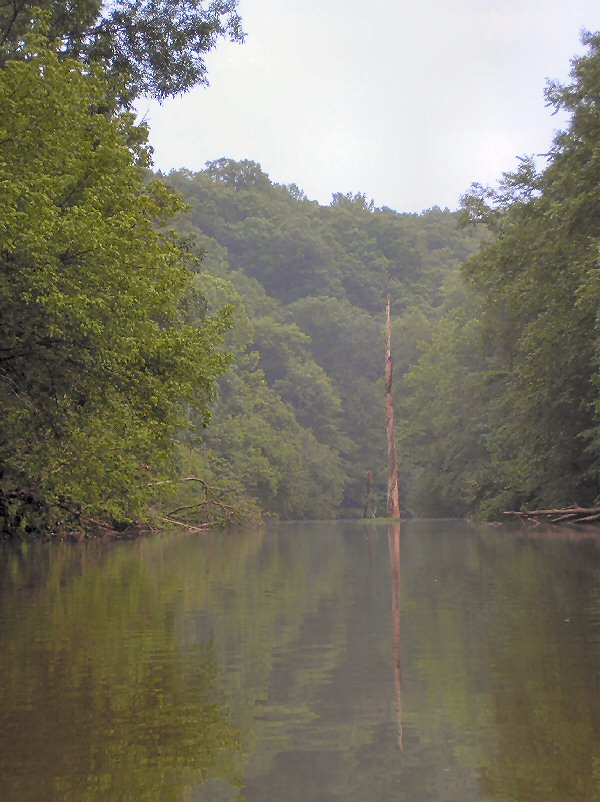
xmin=385 ymin=293 xmax=401 ymax=518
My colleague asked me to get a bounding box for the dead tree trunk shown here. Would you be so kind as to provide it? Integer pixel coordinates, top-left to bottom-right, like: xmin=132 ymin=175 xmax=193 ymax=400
xmin=385 ymin=293 xmax=401 ymax=519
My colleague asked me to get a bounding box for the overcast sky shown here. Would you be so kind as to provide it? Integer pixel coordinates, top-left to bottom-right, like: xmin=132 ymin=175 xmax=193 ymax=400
xmin=141 ymin=0 xmax=600 ymax=213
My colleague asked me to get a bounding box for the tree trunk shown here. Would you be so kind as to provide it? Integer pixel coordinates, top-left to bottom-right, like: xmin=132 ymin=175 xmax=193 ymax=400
xmin=385 ymin=293 xmax=401 ymax=518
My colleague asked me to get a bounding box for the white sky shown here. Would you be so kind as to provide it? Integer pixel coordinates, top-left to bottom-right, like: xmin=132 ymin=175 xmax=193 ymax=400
xmin=140 ymin=0 xmax=600 ymax=213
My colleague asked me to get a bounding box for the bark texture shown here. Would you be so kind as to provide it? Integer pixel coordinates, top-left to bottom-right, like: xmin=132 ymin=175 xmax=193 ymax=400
xmin=385 ymin=293 xmax=401 ymax=518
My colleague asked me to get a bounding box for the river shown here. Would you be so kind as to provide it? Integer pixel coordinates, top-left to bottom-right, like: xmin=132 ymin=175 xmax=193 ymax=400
xmin=0 ymin=520 xmax=598 ymax=801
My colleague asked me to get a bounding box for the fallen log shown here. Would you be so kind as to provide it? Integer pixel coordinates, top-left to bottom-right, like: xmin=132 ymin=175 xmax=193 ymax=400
xmin=548 ymin=512 xmax=583 ymax=523
xmin=505 ymin=506 xmax=600 ymax=516
xmin=504 ymin=506 xmax=600 ymax=524
xmin=574 ymin=512 xmax=600 ymax=523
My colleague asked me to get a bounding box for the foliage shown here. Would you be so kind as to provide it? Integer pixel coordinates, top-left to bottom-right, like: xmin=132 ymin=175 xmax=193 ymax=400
xmin=0 ymin=31 xmax=231 ymax=535
xmin=0 ymin=0 xmax=244 ymax=102
xmin=401 ymin=31 xmax=600 ymax=517
xmin=163 ymin=163 xmax=484 ymax=517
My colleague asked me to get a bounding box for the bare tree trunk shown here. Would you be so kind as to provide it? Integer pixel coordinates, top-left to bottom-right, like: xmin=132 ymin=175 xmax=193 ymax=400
xmin=362 ymin=470 xmax=374 ymax=518
xmin=385 ymin=293 xmax=401 ymax=518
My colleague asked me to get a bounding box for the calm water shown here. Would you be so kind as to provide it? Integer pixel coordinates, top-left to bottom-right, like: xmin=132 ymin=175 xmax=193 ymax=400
xmin=0 ymin=520 xmax=599 ymax=802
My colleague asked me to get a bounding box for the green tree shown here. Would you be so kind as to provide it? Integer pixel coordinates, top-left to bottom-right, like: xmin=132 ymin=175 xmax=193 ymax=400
xmin=0 ymin=30 xmax=231 ymax=534
xmin=401 ymin=31 xmax=600 ymax=518
xmin=203 ymin=338 xmax=346 ymax=519
xmin=0 ymin=0 xmax=244 ymax=102
xmin=459 ymin=32 xmax=600 ymax=513
xmin=399 ymin=300 xmax=492 ymax=517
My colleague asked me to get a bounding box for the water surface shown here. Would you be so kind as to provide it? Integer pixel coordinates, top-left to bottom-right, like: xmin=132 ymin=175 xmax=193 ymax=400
xmin=0 ymin=520 xmax=598 ymax=801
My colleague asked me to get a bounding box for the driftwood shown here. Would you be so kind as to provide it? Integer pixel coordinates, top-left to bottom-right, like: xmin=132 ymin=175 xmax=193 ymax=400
xmin=504 ymin=507 xmax=600 ymax=525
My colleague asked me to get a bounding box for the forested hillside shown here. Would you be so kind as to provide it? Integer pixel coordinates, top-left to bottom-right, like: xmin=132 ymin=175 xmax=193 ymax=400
xmin=164 ymin=32 xmax=600 ymax=523
xmin=162 ymin=163 xmax=485 ymax=520
xmin=401 ymin=32 xmax=600 ymax=519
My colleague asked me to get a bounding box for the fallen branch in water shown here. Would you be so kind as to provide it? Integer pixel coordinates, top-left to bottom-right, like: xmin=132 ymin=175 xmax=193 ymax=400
xmin=166 ymin=476 xmax=260 ymax=527
xmin=504 ymin=506 xmax=600 ymax=525
xmin=157 ymin=515 xmax=211 ymax=532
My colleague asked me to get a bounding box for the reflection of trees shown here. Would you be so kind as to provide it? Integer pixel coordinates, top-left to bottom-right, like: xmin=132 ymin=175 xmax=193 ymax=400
xmin=0 ymin=539 xmax=242 ymax=802
xmin=1 ymin=524 xmax=598 ymax=802
xmin=0 ymin=527 xmax=354 ymax=801
xmin=213 ymin=522 xmax=600 ymax=802
xmin=473 ymin=535 xmax=600 ymax=802
xmin=400 ymin=523 xmax=600 ymax=802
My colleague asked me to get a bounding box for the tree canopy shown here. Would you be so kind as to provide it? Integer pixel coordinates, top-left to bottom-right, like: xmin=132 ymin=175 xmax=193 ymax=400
xmin=0 ymin=0 xmax=244 ymax=102
xmin=0 ymin=28 xmax=231 ymax=534
xmin=400 ymin=31 xmax=600 ymax=517
xmin=161 ymin=162 xmax=484 ymax=519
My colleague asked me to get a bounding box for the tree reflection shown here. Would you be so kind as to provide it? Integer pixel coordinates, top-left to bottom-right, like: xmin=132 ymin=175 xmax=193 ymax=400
xmin=1 ymin=524 xmax=598 ymax=802
xmin=388 ymin=522 xmax=403 ymax=753
xmin=0 ymin=540 xmax=242 ymax=802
